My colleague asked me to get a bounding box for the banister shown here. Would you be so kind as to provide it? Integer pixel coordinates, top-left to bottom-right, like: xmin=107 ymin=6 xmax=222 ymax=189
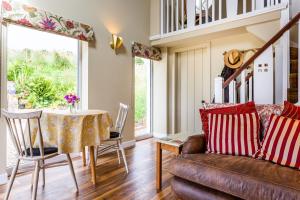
xmin=223 ymin=12 xmax=300 ymax=89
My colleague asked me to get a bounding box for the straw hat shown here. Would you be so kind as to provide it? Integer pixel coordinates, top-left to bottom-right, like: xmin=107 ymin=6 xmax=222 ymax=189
xmin=224 ymin=49 xmax=244 ymax=69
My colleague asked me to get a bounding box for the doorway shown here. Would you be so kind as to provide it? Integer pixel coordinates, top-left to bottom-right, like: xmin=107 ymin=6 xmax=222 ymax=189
xmin=134 ymin=57 xmax=153 ymax=140
xmin=175 ymin=46 xmax=211 ymax=133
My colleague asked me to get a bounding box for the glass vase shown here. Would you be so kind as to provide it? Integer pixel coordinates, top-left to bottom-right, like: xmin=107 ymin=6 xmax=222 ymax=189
xmin=69 ymin=104 xmax=76 ymax=113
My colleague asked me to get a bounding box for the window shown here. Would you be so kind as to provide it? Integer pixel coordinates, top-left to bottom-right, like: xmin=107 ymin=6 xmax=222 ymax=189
xmin=5 ymin=24 xmax=81 ymax=168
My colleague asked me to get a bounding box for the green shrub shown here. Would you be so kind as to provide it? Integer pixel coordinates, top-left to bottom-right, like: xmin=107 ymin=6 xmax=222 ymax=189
xmin=7 ymin=49 xmax=77 ymax=109
xmin=27 ymin=77 xmax=58 ymax=108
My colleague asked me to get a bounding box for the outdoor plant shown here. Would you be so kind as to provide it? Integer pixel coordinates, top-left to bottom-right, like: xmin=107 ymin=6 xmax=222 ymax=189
xmin=27 ymin=77 xmax=58 ymax=108
xmin=7 ymin=49 xmax=77 ymax=109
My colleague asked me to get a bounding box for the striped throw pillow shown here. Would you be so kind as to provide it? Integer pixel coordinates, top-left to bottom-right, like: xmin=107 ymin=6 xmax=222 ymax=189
xmin=281 ymin=101 xmax=300 ymax=119
xmin=255 ymin=114 xmax=300 ymax=169
xmin=208 ymin=112 xmax=260 ymax=156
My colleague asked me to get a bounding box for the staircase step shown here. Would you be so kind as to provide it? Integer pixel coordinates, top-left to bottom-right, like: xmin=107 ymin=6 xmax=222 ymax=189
xmin=288 ymin=88 xmax=298 ymax=103
xmin=291 ymin=47 xmax=298 ymax=60
xmin=289 ymin=73 xmax=298 ymax=89
xmin=290 ymin=59 xmax=298 ymax=73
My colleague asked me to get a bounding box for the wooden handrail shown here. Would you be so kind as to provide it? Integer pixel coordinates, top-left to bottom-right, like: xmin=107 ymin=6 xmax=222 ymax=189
xmin=223 ymin=12 xmax=300 ymax=89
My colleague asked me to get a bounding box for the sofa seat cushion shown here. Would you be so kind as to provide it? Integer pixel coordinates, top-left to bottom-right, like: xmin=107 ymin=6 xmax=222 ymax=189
xmin=168 ymin=153 xmax=300 ymax=200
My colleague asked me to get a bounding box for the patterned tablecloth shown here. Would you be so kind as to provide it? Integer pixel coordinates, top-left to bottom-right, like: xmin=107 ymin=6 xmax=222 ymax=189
xmin=32 ymin=109 xmax=112 ymax=154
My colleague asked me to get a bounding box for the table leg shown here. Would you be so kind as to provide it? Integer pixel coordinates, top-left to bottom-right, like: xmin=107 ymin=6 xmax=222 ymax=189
xmin=156 ymin=142 xmax=162 ymax=191
xmin=82 ymin=147 xmax=86 ymax=167
xmin=89 ymin=146 xmax=96 ymax=184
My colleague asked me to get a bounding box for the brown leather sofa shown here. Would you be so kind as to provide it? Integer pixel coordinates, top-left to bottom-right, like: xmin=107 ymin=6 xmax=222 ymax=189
xmin=167 ymin=134 xmax=300 ymax=200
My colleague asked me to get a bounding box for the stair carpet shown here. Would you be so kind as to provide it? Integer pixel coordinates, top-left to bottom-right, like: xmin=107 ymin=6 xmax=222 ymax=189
xmin=288 ymin=47 xmax=298 ymax=103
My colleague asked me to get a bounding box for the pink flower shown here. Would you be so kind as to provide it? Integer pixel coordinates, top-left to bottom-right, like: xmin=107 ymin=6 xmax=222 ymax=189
xmin=17 ymin=18 xmax=32 ymax=27
xmin=40 ymin=17 xmax=56 ymax=30
xmin=64 ymin=94 xmax=80 ymax=105
xmin=77 ymin=33 xmax=87 ymax=41
xmin=65 ymin=21 xmax=74 ymax=29
xmin=2 ymin=1 xmax=12 ymax=11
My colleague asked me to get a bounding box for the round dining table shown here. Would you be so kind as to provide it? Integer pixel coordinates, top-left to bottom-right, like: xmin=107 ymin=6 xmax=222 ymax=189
xmin=32 ymin=109 xmax=113 ymax=184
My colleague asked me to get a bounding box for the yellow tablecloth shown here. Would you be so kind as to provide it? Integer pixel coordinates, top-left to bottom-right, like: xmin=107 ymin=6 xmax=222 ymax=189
xmin=32 ymin=109 xmax=112 ymax=154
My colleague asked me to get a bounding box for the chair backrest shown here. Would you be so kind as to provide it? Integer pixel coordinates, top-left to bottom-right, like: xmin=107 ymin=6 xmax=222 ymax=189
xmin=115 ymin=103 xmax=129 ymax=135
xmin=2 ymin=109 xmax=44 ymax=158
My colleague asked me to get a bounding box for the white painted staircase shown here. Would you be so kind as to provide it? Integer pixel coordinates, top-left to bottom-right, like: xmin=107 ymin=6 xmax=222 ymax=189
xmin=214 ymin=12 xmax=300 ymax=104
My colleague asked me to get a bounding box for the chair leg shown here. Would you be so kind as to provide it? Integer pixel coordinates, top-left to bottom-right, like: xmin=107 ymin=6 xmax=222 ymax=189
xmin=118 ymin=140 xmax=128 ymax=174
xmin=116 ymin=143 xmax=121 ymax=164
xmin=66 ymin=154 xmax=79 ymax=192
xmin=4 ymin=159 xmax=20 ymax=200
xmin=32 ymin=161 xmax=40 ymax=200
xmin=42 ymin=160 xmax=45 ymax=188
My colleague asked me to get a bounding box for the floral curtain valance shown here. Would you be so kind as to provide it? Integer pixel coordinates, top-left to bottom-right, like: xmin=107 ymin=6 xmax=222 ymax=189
xmin=132 ymin=42 xmax=162 ymax=61
xmin=1 ymin=1 xmax=94 ymax=41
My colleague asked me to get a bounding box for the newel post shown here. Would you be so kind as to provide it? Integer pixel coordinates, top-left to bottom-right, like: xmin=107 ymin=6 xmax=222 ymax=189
xmin=214 ymin=76 xmax=224 ymax=103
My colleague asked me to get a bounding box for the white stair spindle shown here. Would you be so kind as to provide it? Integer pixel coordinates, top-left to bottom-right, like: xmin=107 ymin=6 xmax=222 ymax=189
xmin=255 ymin=0 xmax=264 ymax=10
xmin=229 ymin=81 xmax=237 ymax=103
xmin=243 ymin=0 xmax=246 ymax=14
xmin=199 ymin=0 xmax=202 ymax=25
xmin=171 ymin=0 xmax=174 ymax=32
xmin=176 ymin=0 xmax=179 ymax=31
xmin=212 ymin=0 xmax=215 ymax=22
xmin=181 ymin=0 xmax=184 ymax=29
xmin=251 ymin=0 xmax=255 ymax=11
xmin=219 ymin=0 xmax=222 ymax=20
xmin=161 ymin=0 xmax=164 ymax=34
xmin=249 ymin=76 xmax=253 ymax=101
xmin=186 ymin=0 xmax=196 ymax=28
xmin=205 ymin=0 xmax=208 ymax=23
xmin=167 ymin=0 xmax=169 ymax=33
xmin=240 ymin=70 xmax=247 ymax=103
xmin=215 ymin=77 xmax=224 ymax=103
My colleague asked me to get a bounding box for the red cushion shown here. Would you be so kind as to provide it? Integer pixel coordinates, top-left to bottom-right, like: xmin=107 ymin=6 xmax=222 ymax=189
xmin=199 ymin=102 xmax=257 ymax=139
xmin=207 ymin=112 xmax=260 ymax=156
xmin=255 ymin=114 xmax=300 ymax=169
xmin=281 ymin=101 xmax=300 ymax=119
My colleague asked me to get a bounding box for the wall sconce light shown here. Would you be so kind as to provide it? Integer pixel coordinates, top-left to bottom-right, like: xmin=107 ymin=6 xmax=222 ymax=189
xmin=110 ymin=34 xmax=123 ymax=54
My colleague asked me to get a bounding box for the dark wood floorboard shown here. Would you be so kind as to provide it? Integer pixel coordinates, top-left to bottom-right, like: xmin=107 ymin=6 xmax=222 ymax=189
xmin=0 ymin=139 xmax=179 ymax=200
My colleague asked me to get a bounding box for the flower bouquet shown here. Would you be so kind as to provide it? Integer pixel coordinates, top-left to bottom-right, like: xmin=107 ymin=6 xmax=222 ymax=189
xmin=64 ymin=94 xmax=80 ymax=112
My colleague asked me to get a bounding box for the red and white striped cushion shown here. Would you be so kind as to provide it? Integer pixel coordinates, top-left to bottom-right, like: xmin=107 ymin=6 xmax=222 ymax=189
xmin=208 ymin=112 xmax=260 ymax=156
xmin=255 ymin=114 xmax=300 ymax=169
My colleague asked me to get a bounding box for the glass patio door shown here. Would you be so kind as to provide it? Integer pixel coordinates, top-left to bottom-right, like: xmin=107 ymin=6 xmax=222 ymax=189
xmin=134 ymin=57 xmax=153 ymax=140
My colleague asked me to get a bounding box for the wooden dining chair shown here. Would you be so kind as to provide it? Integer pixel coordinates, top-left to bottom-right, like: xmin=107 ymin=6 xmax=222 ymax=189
xmin=96 ymin=103 xmax=129 ymax=173
xmin=2 ymin=109 xmax=79 ymax=200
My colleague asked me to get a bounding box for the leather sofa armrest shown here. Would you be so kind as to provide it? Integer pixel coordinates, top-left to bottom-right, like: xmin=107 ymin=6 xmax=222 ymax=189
xmin=181 ymin=134 xmax=206 ymax=154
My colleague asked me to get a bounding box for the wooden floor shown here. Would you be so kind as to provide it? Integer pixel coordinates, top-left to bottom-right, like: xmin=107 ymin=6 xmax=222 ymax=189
xmin=0 ymin=139 xmax=178 ymax=200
